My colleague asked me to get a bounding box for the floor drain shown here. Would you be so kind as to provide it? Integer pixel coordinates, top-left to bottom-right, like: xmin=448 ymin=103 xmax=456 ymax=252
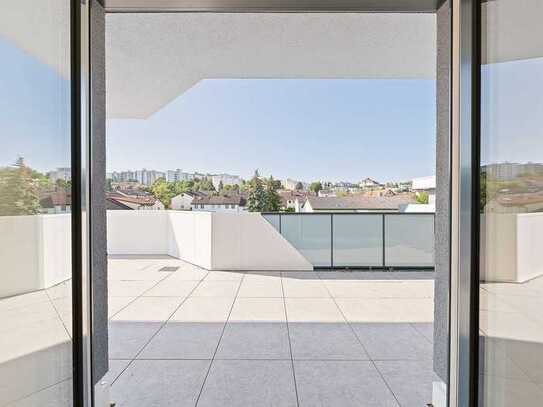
xmin=159 ymin=266 xmax=179 ymax=272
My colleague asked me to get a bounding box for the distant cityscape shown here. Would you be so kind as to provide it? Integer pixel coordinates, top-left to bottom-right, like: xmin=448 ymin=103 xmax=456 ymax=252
xmin=100 ymin=167 xmax=436 ymax=214
xmin=5 ymin=158 xmax=543 ymax=216
xmin=105 ymin=168 xmax=415 ymax=194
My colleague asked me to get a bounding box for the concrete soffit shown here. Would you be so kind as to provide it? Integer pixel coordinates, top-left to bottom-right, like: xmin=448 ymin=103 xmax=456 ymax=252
xmin=105 ymin=12 xmax=437 ymax=118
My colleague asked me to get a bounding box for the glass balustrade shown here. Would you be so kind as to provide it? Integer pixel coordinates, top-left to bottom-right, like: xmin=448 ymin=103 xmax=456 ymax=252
xmin=264 ymin=213 xmax=434 ymax=269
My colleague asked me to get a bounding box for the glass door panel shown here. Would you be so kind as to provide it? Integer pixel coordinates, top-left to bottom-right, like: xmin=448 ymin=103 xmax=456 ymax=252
xmin=478 ymin=0 xmax=543 ymax=405
xmin=0 ymin=1 xmax=73 ymax=405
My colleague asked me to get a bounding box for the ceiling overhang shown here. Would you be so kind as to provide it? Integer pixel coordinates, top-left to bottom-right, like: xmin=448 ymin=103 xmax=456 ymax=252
xmin=104 ymin=0 xmax=444 ymax=13
xmin=106 ymin=12 xmax=437 ymax=119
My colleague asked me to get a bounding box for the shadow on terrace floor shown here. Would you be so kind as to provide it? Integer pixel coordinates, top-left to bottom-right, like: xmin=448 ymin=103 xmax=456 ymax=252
xmin=106 ymin=255 xmax=437 ymax=407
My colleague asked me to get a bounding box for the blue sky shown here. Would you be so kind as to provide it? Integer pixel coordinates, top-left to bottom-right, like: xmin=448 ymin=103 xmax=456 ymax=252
xmin=2 ymin=34 xmax=542 ymax=182
xmin=107 ymin=78 xmax=437 ymax=182
xmin=0 ymin=38 xmax=71 ymax=171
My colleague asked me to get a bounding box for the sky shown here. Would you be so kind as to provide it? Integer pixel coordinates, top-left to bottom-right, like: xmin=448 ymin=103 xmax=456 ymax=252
xmin=2 ymin=34 xmax=542 ymax=182
xmin=107 ymin=78 xmax=437 ymax=182
xmin=0 ymin=38 xmax=71 ymax=171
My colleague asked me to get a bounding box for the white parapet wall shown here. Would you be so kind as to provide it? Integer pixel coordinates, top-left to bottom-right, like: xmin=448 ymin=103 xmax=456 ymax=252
xmin=211 ymin=212 xmax=313 ymax=271
xmin=480 ymin=212 xmax=543 ymax=283
xmin=0 ymin=214 xmax=72 ymax=298
xmin=107 ymin=210 xmax=313 ymax=271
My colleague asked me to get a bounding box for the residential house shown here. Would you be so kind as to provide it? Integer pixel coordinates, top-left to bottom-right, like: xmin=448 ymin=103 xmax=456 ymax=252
xmin=171 ymin=191 xmax=207 ymax=210
xmin=106 ymin=192 xmax=165 ymax=210
xmin=359 ymin=177 xmax=383 ymax=189
xmin=191 ymin=193 xmax=247 ymax=212
xmin=39 ymin=189 xmax=72 ymax=214
xmin=412 ymin=175 xmax=436 ymax=205
xmin=278 ymin=190 xmax=313 ymax=212
xmin=282 ymin=178 xmax=308 ymax=191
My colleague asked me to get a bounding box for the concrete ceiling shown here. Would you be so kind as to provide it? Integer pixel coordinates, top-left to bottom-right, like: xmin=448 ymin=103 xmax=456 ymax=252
xmin=482 ymin=0 xmax=543 ymax=65
xmin=1 ymin=0 xmax=541 ymax=120
xmin=0 ymin=0 xmax=70 ymax=79
xmin=103 ymin=0 xmax=444 ymax=13
xmin=106 ymin=12 xmax=437 ymax=118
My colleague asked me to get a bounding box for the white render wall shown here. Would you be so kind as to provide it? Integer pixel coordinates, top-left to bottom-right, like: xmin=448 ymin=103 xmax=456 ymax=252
xmin=480 ymin=212 xmax=543 ymax=283
xmin=168 ymin=211 xmax=212 ymax=270
xmin=0 ymin=214 xmax=71 ymax=298
xmin=107 ymin=210 xmax=170 ymax=255
xmin=107 ymin=210 xmax=312 ymax=271
xmin=212 ymin=212 xmax=313 ymax=271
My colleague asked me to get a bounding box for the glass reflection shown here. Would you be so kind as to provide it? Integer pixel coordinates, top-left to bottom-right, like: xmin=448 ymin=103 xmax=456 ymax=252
xmin=0 ymin=1 xmax=73 ymax=405
xmin=479 ymin=0 xmax=543 ymax=405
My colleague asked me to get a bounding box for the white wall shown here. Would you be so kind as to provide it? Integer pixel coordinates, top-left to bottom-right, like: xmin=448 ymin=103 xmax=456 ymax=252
xmin=168 ymin=211 xmax=212 ymax=270
xmin=212 ymin=213 xmax=312 ymax=271
xmin=401 ymin=203 xmax=436 ymax=213
xmin=516 ymin=213 xmax=543 ymax=282
xmin=0 ymin=214 xmax=71 ymax=298
xmin=107 ymin=210 xmax=169 ymax=255
xmin=107 ymin=210 xmax=313 ymax=271
xmin=480 ymin=212 xmax=543 ymax=283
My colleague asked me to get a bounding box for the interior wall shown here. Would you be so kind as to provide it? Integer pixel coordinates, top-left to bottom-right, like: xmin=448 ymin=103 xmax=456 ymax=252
xmin=434 ymin=0 xmax=451 ymax=384
xmin=91 ymin=0 xmax=108 ymax=384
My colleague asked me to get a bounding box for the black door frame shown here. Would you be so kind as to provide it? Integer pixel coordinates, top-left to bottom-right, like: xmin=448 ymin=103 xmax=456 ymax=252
xmin=72 ymin=0 xmax=94 ymax=406
xmin=449 ymin=0 xmax=480 ymax=406
xmin=73 ymin=1 xmax=484 ymax=406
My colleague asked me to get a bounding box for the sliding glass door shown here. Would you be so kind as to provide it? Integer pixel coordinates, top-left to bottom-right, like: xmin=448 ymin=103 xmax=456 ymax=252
xmin=0 ymin=1 xmax=74 ymax=405
xmin=0 ymin=1 xmax=93 ymax=406
xmin=478 ymin=0 xmax=543 ymax=405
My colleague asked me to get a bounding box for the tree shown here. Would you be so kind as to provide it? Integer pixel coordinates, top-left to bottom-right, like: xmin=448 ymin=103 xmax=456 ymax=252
xmin=247 ymin=175 xmax=266 ymax=212
xmin=195 ymin=176 xmax=215 ymax=192
xmin=309 ymin=181 xmax=322 ymax=195
xmin=416 ymin=191 xmax=429 ymax=204
xmin=264 ymin=176 xmax=282 ymax=211
xmin=0 ymin=165 xmax=41 ymax=216
xmin=151 ymin=178 xmax=173 ymax=208
xmin=55 ymin=179 xmax=71 ymax=189
xmin=169 ymin=180 xmax=193 ymax=196
xmin=295 ymin=181 xmax=304 ymax=191
xmin=218 ymin=180 xmax=224 ymax=192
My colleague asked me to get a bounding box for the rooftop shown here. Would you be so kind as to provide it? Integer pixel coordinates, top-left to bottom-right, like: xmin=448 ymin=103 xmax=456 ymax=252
xmin=193 ymin=194 xmax=247 ymax=206
xmin=304 ymin=194 xmax=416 ymax=211
xmin=107 ymin=192 xmax=159 ymax=206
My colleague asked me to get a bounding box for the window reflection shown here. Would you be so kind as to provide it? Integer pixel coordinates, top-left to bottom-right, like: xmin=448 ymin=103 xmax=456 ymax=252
xmin=0 ymin=1 xmax=73 ymax=405
xmin=479 ymin=1 xmax=543 ymax=405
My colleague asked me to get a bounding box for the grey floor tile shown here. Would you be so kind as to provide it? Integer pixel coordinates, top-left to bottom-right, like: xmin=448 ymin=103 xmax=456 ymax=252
xmin=110 ymin=360 xmax=210 ymax=407
xmin=289 ymin=322 xmax=369 ymax=360
xmin=108 ymin=321 xmax=163 ymax=359
xmin=103 ymin=359 xmax=131 ymax=385
xmin=351 ymin=323 xmax=433 ymax=360
xmin=411 ymin=323 xmax=434 ymax=343
xmin=8 ymin=379 xmax=73 ymax=407
xmin=294 ymin=361 xmax=399 ymax=407
xmin=191 ymin=281 xmax=241 ymax=298
xmin=197 ymin=360 xmax=297 ymax=407
xmin=375 ymin=361 xmax=440 ymax=407
xmin=138 ymin=322 xmax=225 ymax=360
xmin=215 ymin=322 xmax=291 ymax=360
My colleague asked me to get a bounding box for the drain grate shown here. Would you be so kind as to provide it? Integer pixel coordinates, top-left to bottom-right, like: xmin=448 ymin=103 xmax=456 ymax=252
xmin=159 ymin=266 xmax=179 ymax=272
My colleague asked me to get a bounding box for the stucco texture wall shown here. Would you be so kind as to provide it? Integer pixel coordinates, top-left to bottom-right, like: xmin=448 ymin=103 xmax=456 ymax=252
xmin=434 ymin=0 xmax=451 ymax=383
xmin=91 ymin=0 xmax=108 ymax=384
